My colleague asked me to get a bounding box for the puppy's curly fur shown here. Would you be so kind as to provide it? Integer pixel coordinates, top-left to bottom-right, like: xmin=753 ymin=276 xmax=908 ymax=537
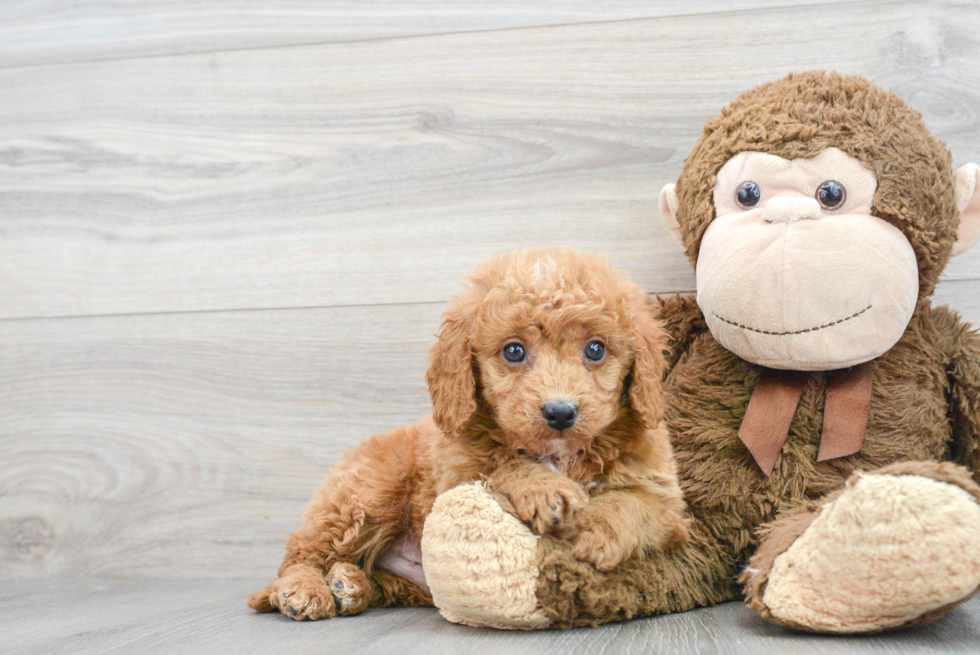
xmin=248 ymin=249 xmax=688 ymax=620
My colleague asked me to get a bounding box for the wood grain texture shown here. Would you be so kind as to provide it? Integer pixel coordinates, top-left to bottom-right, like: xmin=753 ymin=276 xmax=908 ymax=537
xmin=0 ymin=303 xmax=440 ymax=578
xmin=1 ymin=580 xmax=979 ymax=655
xmin=4 ymin=0 xmax=980 ymax=590
xmin=1 ymin=284 xmax=978 ymax=579
xmin=0 ymin=0 xmax=875 ymax=69
xmin=933 ymin=279 xmax=980 ymax=321
xmin=2 ymin=0 xmax=980 ymax=319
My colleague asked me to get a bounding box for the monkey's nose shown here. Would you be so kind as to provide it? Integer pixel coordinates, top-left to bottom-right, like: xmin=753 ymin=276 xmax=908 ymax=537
xmin=542 ymin=401 xmax=578 ymax=432
xmin=761 ymin=196 xmax=822 ymax=223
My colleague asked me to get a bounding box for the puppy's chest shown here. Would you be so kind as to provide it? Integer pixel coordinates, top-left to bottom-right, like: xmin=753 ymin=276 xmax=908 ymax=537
xmin=535 ymin=448 xmax=575 ymax=475
xmin=535 ymin=437 xmax=585 ymax=475
xmin=534 ymin=449 xmax=604 ymax=490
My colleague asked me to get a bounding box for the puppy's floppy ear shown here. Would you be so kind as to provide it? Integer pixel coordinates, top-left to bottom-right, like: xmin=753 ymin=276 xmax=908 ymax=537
xmin=625 ymin=286 xmax=670 ymax=430
xmin=426 ymin=300 xmax=478 ymax=440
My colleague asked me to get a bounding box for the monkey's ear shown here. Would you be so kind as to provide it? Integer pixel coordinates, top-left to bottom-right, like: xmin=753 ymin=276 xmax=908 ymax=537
xmin=659 ymin=184 xmax=685 ymax=247
xmin=625 ymin=287 xmax=670 ymax=431
xmin=426 ymin=306 xmax=477 ymax=440
xmin=952 ymin=163 xmax=980 ymax=258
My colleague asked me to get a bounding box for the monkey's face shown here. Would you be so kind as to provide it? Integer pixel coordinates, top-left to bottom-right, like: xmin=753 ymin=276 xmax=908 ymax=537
xmin=696 ymin=148 xmax=919 ymax=370
xmin=659 ymin=73 xmax=980 ymax=372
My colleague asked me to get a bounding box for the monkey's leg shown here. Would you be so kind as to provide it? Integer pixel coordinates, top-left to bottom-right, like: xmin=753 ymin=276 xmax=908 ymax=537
xmin=743 ymin=461 xmax=980 ymax=633
xmin=421 ymin=482 xmax=736 ymax=629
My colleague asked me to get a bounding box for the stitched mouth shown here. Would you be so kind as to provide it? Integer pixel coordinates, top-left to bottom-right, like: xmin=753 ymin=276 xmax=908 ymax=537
xmin=712 ymin=304 xmax=872 ymax=336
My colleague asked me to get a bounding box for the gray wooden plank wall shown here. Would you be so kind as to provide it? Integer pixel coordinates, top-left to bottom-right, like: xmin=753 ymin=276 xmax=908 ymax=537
xmin=0 ymin=0 xmax=874 ymax=68
xmin=1 ymin=0 xmax=980 ymax=581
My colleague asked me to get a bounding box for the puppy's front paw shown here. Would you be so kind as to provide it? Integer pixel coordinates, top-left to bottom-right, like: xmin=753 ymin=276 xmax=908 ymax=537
xmin=328 ymin=562 xmax=372 ymax=615
xmin=509 ymin=478 xmax=588 ymax=536
xmin=573 ymin=519 xmax=639 ymax=571
xmin=250 ymin=567 xmax=336 ymax=620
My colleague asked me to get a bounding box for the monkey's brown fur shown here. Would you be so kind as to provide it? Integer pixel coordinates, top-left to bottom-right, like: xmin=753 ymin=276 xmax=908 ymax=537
xmin=676 ymin=71 xmax=958 ymax=299
xmin=248 ymin=249 xmax=687 ymax=620
xmin=518 ymin=72 xmax=980 ymax=628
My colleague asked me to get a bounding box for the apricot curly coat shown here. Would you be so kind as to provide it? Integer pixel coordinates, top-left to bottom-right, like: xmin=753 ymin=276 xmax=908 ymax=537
xmin=248 ymin=248 xmax=687 ymax=620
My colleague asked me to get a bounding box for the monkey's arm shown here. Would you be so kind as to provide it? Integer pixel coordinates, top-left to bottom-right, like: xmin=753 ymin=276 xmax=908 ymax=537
xmin=421 ymin=479 xmax=739 ymax=629
xmin=947 ymin=317 xmax=980 ymax=482
xmin=656 ymin=294 xmax=707 ymax=370
xmin=535 ymin=511 xmax=738 ymax=627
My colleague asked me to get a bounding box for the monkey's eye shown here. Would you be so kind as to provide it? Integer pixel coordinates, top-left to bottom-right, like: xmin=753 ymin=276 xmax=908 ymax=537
xmin=502 ymin=343 xmax=526 ymax=364
xmin=816 ymin=180 xmax=846 ymax=210
xmin=735 ymin=181 xmax=762 ymax=209
xmin=584 ymin=341 xmax=606 ymax=363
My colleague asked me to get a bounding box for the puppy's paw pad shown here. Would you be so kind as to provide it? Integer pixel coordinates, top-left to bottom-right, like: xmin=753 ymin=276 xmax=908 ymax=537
xmin=510 ymin=480 xmax=587 ymax=536
xmin=327 ymin=562 xmax=372 ymax=615
xmin=267 ymin=572 xmax=335 ymax=621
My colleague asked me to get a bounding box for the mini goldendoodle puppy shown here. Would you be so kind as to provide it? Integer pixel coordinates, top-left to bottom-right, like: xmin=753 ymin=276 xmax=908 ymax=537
xmin=248 ymin=249 xmax=688 ymax=620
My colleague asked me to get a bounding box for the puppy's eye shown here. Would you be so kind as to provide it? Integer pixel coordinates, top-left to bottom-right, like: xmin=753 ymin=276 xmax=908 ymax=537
xmin=735 ymin=181 xmax=761 ymax=209
xmin=502 ymin=343 xmax=526 ymax=364
xmin=584 ymin=341 xmax=605 ymax=363
xmin=815 ymin=180 xmax=846 ymax=210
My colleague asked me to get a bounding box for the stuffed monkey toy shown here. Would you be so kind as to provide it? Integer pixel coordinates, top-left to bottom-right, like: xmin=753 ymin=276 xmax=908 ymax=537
xmin=419 ymin=71 xmax=980 ymax=633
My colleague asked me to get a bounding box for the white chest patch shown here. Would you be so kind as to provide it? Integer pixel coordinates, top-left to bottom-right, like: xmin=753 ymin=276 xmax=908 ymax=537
xmin=535 ymin=438 xmax=579 ymax=473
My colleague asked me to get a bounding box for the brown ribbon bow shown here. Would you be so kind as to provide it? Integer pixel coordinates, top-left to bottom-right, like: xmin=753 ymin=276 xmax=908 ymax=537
xmin=738 ymin=361 xmax=875 ymax=476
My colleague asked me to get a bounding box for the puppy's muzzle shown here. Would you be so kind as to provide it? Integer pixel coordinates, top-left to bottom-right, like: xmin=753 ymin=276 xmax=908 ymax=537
xmin=542 ymin=401 xmax=578 ymax=432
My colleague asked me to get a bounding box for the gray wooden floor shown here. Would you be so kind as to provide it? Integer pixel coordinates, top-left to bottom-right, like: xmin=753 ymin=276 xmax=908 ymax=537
xmin=1 ymin=580 xmax=978 ymax=655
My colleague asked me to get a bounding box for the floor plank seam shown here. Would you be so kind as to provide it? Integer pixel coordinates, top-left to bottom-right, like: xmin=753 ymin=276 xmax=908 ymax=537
xmin=4 ymin=277 xmax=977 ymax=322
xmin=0 ymin=0 xmax=901 ymax=73
xmin=0 ymin=291 xmax=702 ymax=324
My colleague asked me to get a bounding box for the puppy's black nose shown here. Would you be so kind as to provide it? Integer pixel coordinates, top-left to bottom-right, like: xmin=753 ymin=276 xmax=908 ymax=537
xmin=542 ymin=401 xmax=578 ymax=432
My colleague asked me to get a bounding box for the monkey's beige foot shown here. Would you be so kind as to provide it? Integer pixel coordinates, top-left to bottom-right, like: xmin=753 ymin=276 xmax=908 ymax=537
xmin=745 ymin=462 xmax=980 ymax=633
xmin=328 ymin=562 xmax=372 ymax=615
xmin=249 ymin=565 xmax=336 ymax=621
xmin=421 ymin=482 xmax=549 ymax=629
